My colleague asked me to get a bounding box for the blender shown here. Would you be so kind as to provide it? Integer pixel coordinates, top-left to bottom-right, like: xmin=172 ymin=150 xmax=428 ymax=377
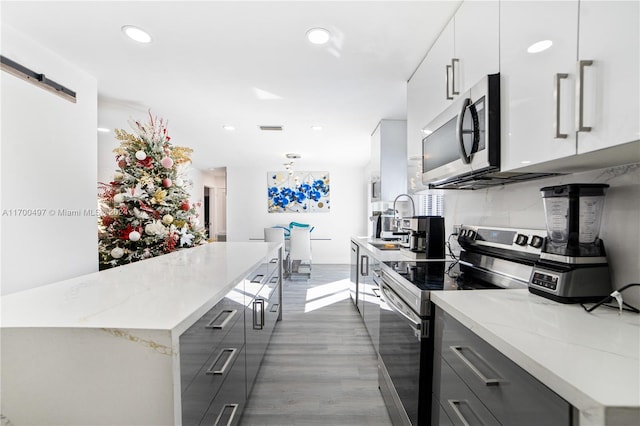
xmin=528 ymin=183 xmax=612 ymax=303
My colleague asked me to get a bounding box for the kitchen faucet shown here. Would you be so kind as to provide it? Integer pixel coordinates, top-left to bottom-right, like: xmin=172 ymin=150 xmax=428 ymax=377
xmin=392 ymin=194 xmax=415 ymax=230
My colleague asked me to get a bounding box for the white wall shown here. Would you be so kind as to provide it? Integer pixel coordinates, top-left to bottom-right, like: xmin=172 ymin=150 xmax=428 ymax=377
xmin=1 ymin=25 xmax=98 ymax=295
xmin=427 ymin=163 xmax=640 ymax=307
xmin=227 ymin=165 xmax=367 ymax=264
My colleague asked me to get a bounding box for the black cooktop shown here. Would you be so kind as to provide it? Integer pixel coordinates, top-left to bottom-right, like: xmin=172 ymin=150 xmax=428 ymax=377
xmin=383 ymin=260 xmax=499 ymax=291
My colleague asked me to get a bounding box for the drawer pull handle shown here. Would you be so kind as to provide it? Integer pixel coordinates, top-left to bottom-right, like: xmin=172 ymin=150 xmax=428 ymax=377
xmin=447 ymin=400 xmax=475 ymax=426
xmin=206 ymin=309 xmax=237 ymax=329
xmin=269 ymin=276 xmax=279 ymax=284
xmin=251 ymin=274 xmax=265 ymax=283
xmin=269 ymin=303 xmax=280 ymax=313
xmin=205 ymin=348 xmax=237 ymax=375
xmin=450 ymin=346 xmax=500 ymax=386
xmin=372 ymin=288 xmax=381 ymax=298
xmin=269 ymin=258 xmax=278 ymax=263
xmin=253 ymin=299 xmax=265 ymax=329
xmin=213 ymin=403 xmax=239 ymax=426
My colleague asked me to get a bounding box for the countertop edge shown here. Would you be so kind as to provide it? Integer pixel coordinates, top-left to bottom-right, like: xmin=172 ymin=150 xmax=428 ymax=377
xmin=430 ymin=290 xmax=640 ymax=415
xmin=1 ymin=241 xmax=282 ymax=334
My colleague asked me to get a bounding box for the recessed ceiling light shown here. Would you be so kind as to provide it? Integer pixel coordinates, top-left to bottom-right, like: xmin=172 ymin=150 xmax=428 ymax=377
xmin=527 ymin=40 xmax=553 ymax=54
xmin=306 ymin=28 xmax=330 ymax=45
xmin=122 ymin=25 xmax=152 ymax=43
xmin=97 ymin=127 xmax=110 ymax=133
xmin=521 ymin=160 xmax=532 ymax=164
xmin=222 ymin=125 xmax=236 ymax=131
xmin=311 ymin=125 xmax=323 ymax=131
xmin=421 ymin=128 xmax=433 ymax=135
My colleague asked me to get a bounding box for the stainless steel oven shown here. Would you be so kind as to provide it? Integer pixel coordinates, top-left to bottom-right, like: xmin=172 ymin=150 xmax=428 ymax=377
xmin=379 ymin=269 xmax=435 ymax=426
xmin=378 ymin=225 xmax=546 ymax=425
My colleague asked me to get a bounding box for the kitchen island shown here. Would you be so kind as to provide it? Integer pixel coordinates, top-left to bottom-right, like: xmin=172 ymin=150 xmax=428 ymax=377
xmin=431 ymin=289 xmax=640 ymax=426
xmin=1 ymin=241 xmax=282 ymax=425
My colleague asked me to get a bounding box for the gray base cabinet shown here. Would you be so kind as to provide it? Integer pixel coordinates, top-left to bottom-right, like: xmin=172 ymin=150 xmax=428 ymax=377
xmin=245 ymin=257 xmax=281 ymax=398
xmin=180 ymin=247 xmax=282 ymax=426
xmin=433 ymin=307 xmax=573 ymax=426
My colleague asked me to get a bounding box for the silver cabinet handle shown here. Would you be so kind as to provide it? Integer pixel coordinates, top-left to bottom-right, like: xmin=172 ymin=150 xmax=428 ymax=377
xmin=206 ymin=309 xmax=237 ymax=329
xmin=447 ymin=400 xmax=473 ymax=426
xmin=577 ymin=60 xmax=594 ymax=132
xmin=372 ymin=287 xmax=381 ymax=298
xmin=360 ymin=255 xmax=369 ymax=276
xmin=450 ymin=346 xmax=500 ymax=386
xmin=451 ymin=58 xmax=460 ymax=96
xmin=250 ymin=274 xmax=265 ymax=283
xmin=446 ymin=64 xmax=454 ymax=100
xmin=206 ymin=348 xmax=237 ymax=375
xmin=253 ymin=299 xmax=265 ymax=329
xmin=269 ymin=303 xmax=279 ymax=313
xmin=382 ymin=285 xmax=424 ymax=336
xmin=213 ymin=403 xmax=239 ymax=426
xmin=554 ymin=73 xmax=569 ymax=138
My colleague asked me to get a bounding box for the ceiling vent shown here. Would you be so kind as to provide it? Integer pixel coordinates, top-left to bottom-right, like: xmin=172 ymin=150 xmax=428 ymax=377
xmin=259 ymin=125 xmax=283 ymax=131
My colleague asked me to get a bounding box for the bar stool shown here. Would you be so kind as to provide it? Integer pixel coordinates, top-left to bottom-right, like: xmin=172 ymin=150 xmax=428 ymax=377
xmin=288 ymin=226 xmax=312 ymax=279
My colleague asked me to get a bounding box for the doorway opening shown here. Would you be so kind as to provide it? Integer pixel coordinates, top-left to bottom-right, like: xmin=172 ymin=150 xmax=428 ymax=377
xmin=203 ymin=167 xmax=227 ymax=242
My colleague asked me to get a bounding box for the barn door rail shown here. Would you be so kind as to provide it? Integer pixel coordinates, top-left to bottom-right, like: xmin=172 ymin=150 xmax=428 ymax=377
xmin=1 ymin=55 xmax=76 ymax=103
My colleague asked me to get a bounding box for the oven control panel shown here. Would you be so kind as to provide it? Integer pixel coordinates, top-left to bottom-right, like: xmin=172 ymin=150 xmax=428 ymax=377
xmin=457 ymin=225 xmax=546 ymax=256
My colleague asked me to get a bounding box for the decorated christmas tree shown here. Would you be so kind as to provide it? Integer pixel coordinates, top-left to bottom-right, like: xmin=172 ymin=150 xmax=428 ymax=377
xmin=98 ymin=113 xmax=207 ymax=270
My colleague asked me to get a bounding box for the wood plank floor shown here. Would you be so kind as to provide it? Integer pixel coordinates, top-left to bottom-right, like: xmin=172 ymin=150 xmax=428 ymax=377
xmin=240 ymin=264 xmax=393 ymax=426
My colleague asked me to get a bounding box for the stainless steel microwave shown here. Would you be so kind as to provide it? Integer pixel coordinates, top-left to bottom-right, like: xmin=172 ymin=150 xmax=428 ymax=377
xmin=421 ymin=73 xmax=501 ymax=189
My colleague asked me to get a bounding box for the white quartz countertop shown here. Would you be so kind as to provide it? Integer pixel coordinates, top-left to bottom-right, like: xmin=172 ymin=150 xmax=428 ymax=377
xmin=1 ymin=242 xmax=280 ymax=334
xmin=430 ymin=289 xmax=640 ymax=417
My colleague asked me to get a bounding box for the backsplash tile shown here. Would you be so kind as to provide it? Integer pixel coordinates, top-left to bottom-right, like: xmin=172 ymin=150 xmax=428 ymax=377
xmin=440 ymin=163 xmax=640 ymax=306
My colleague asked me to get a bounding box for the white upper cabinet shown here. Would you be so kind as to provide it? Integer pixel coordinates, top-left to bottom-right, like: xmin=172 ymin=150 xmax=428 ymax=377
xmin=407 ymin=1 xmax=499 ymax=165
xmin=577 ymin=1 xmax=640 ymax=154
xmin=370 ymin=119 xmax=407 ymax=202
xmin=501 ymin=0 xmax=640 ymax=172
xmin=407 ymin=19 xmax=454 ymax=162
xmin=453 ymin=1 xmax=500 ymax=95
xmin=500 ymin=1 xmax=579 ymax=171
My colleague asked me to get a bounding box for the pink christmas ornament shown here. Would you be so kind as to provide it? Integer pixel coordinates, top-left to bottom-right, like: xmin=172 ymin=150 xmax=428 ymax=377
xmin=161 ymin=156 xmax=174 ymax=168
xmin=163 ymin=178 xmax=173 ymax=188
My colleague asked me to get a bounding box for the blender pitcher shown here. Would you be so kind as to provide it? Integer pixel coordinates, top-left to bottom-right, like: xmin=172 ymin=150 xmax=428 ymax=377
xmin=540 ymin=183 xmax=609 ymax=257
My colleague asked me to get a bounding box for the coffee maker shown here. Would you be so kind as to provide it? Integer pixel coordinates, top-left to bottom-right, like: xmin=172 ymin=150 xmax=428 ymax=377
xmin=529 ymin=184 xmax=612 ymax=303
xmin=400 ymin=216 xmax=445 ymax=259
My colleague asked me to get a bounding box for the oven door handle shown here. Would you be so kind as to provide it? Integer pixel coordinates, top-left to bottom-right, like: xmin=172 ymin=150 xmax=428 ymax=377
xmin=381 ymin=284 xmax=421 ymax=331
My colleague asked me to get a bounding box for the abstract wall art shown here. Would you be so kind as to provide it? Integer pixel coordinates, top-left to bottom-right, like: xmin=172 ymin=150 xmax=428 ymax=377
xmin=267 ymin=171 xmax=330 ymax=213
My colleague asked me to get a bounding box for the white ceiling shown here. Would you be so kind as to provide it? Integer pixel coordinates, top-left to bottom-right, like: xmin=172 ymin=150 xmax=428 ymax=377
xmin=1 ymin=1 xmax=461 ymax=171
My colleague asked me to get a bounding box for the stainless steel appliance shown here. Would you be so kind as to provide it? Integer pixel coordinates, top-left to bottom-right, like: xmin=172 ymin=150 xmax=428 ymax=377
xmin=421 ymin=74 xmax=555 ymax=189
xmin=400 ymin=216 xmax=445 ymax=259
xmin=529 ymin=184 xmax=612 ymax=303
xmin=378 ymin=224 xmax=546 ymax=425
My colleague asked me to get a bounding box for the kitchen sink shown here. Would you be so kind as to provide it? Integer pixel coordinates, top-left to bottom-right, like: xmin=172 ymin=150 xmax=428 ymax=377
xmin=370 ymin=242 xmax=402 ymax=251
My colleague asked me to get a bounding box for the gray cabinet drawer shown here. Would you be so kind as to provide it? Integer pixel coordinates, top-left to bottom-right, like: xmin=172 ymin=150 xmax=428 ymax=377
xmin=180 ymin=291 xmax=244 ymax=393
xmin=436 ymin=308 xmax=572 ymax=426
xmin=182 ymin=317 xmax=245 ymax=425
xmin=434 ymin=356 xmax=501 ymax=426
xmin=199 ymin=346 xmax=247 ymax=426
